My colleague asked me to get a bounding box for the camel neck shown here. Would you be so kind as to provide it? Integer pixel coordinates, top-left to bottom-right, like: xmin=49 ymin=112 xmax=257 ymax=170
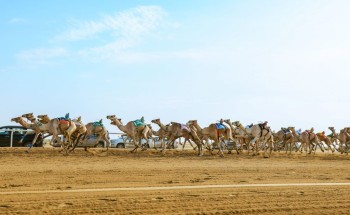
xmin=113 ymin=119 xmax=127 ymax=133
xmin=193 ymin=123 xmax=202 ymax=132
xmin=18 ymin=118 xmax=32 ymax=129
xmin=158 ymin=122 xmax=167 ymax=131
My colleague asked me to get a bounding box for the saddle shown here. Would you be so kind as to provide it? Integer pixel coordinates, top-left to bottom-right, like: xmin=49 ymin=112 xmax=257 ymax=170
xmin=180 ymin=124 xmax=191 ymax=133
xmin=297 ymin=129 xmax=302 ymax=136
xmin=133 ymin=119 xmax=146 ymax=127
xmin=93 ymin=119 xmax=104 ymax=127
xmin=216 ymin=123 xmax=226 ymax=130
xmin=305 ymin=130 xmax=316 ymax=141
xmin=317 ymin=131 xmax=326 ymax=139
xmin=59 ymin=119 xmax=71 ymax=127
xmin=246 ymin=123 xmax=253 ymax=129
xmin=258 ymin=122 xmax=269 ymax=137
xmin=281 ymin=127 xmax=290 ymax=134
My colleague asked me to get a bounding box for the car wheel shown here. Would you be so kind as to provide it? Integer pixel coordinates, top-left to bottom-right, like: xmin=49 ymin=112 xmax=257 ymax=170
xmin=116 ymin=143 xmax=125 ymax=148
xmin=23 ymin=142 xmax=31 ymax=147
xmin=96 ymin=142 xmax=104 ymax=148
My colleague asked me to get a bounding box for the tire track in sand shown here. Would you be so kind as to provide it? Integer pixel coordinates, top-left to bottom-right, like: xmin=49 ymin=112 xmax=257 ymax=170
xmin=1 ymin=182 xmax=350 ymax=195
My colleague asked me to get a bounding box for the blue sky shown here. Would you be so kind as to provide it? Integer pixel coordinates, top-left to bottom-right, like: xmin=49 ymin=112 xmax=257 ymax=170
xmin=1 ymin=0 xmax=350 ymax=133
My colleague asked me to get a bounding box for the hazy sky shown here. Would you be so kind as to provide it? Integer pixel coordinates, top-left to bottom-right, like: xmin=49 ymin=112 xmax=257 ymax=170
xmin=1 ymin=0 xmax=350 ymax=133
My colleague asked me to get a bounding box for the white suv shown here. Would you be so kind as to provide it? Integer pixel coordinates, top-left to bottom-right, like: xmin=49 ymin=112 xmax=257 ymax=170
xmin=111 ymin=136 xmax=178 ymax=149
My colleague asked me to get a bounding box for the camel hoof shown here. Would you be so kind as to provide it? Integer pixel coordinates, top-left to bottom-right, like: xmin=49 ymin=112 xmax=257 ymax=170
xmin=228 ymin=151 xmax=232 ymax=154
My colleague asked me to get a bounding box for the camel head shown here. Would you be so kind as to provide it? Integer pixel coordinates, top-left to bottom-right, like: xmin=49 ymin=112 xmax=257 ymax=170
xmin=287 ymin=127 xmax=295 ymax=131
xmin=187 ymin=120 xmax=197 ymax=126
xmin=109 ymin=117 xmax=122 ymax=125
xmin=223 ymin=119 xmax=231 ymax=124
xmin=11 ymin=117 xmax=22 ymax=123
xmin=232 ymin=121 xmax=241 ymax=127
xmin=27 ymin=116 xmax=37 ymax=122
xmin=151 ymin=118 xmax=160 ymax=124
xmin=22 ymin=113 xmax=33 ymax=118
xmin=106 ymin=115 xmax=116 ymax=120
xmin=37 ymin=114 xmax=48 ymax=119
xmin=328 ymin=127 xmax=335 ymax=131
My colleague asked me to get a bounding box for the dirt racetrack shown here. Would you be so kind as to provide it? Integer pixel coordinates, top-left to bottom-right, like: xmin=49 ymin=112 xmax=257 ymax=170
xmin=1 ymin=147 xmax=350 ymax=214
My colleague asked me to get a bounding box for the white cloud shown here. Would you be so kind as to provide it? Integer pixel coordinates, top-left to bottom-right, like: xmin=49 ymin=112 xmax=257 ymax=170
xmin=55 ymin=5 xmax=166 ymax=41
xmin=16 ymin=48 xmax=69 ymax=65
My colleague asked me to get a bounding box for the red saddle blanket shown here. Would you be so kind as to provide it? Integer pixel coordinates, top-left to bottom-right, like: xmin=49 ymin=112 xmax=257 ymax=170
xmin=60 ymin=120 xmax=70 ymax=125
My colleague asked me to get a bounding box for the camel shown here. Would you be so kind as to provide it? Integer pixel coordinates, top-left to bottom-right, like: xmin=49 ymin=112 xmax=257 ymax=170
xmin=233 ymin=121 xmax=273 ymax=157
xmin=20 ymin=113 xmax=46 ymax=147
xmin=149 ymin=124 xmax=171 ymax=150
xmin=187 ymin=120 xmax=234 ymax=156
xmin=328 ymin=127 xmax=349 ymax=154
xmin=272 ymin=128 xmax=295 ymax=154
xmin=151 ymin=119 xmax=203 ymax=156
xmin=85 ymin=120 xmax=111 ymax=148
xmin=152 ymin=119 xmax=194 ymax=150
xmin=37 ymin=114 xmax=77 ymax=154
xmin=68 ymin=117 xmax=88 ymax=152
xmin=224 ymin=119 xmax=251 ymax=153
xmin=11 ymin=116 xmax=42 ymax=150
xmin=151 ymin=119 xmax=186 ymax=150
xmin=299 ymin=128 xmax=324 ymax=154
xmin=316 ymin=131 xmax=335 ymax=153
xmin=106 ymin=115 xmax=150 ymax=152
xmin=287 ymin=127 xmax=303 ymax=152
xmin=11 ymin=115 xmax=65 ymax=152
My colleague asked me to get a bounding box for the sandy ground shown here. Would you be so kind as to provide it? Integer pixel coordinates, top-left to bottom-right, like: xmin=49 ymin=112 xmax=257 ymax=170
xmin=1 ymin=147 xmax=350 ymax=214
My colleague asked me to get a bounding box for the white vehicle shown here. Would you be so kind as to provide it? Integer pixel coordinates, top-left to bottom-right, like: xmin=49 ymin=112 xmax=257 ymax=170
xmin=51 ymin=135 xmax=106 ymax=148
xmin=111 ymin=136 xmax=179 ymax=149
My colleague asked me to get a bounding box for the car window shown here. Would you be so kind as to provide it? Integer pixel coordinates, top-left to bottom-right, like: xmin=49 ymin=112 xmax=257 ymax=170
xmin=0 ymin=130 xmax=8 ymax=134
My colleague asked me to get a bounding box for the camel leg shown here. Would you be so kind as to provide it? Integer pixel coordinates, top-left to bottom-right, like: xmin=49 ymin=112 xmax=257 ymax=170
xmin=164 ymin=138 xmax=175 ymax=155
xmin=181 ymin=139 xmax=187 ymax=151
xmin=215 ymin=139 xmax=224 ymax=157
xmin=203 ymin=138 xmax=214 ymax=155
xmin=198 ymin=140 xmax=203 ymax=156
xmin=70 ymin=133 xmax=83 ymax=152
xmin=130 ymin=137 xmax=139 ymax=153
xmin=102 ymin=135 xmax=111 ymax=152
xmin=263 ymin=141 xmax=272 ymax=158
xmin=189 ymin=140 xmax=197 ymax=150
xmin=25 ymin=132 xmax=42 ymax=153
xmin=249 ymin=137 xmax=258 ymax=156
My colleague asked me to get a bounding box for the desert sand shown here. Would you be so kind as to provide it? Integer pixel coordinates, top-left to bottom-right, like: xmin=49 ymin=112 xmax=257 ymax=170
xmin=1 ymin=147 xmax=350 ymax=214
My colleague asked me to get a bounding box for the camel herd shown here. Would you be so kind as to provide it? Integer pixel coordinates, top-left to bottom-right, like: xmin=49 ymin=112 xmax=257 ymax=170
xmin=9 ymin=113 xmax=350 ymax=157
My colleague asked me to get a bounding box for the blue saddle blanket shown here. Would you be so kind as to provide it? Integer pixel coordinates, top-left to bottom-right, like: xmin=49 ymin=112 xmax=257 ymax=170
xmin=134 ymin=120 xmax=146 ymax=127
xmin=93 ymin=121 xmax=103 ymax=127
xmin=216 ymin=123 xmax=226 ymax=130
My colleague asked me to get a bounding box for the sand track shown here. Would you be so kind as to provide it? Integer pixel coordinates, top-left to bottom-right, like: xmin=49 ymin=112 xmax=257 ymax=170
xmin=0 ymin=147 xmax=350 ymax=214
xmin=2 ymin=182 xmax=350 ymax=195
